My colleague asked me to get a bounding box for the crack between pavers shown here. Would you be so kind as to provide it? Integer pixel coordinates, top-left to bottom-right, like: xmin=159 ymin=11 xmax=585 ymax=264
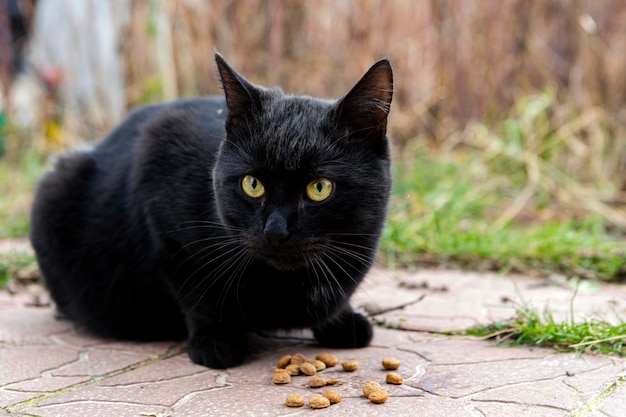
xmin=561 ymin=361 xmax=623 ymax=395
xmin=420 ymin=349 xmax=567 ymax=367
xmin=0 ymin=351 xmax=86 ymax=390
xmin=436 ymin=372 xmax=582 ymax=401
xmin=395 ymin=346 xmax=432 ymax=363
xmin=76 ymin=368 xmax=213 ymax=389
xmin=3 ymin=343 xmax=187 ymax=414
xmin=0 ymin=411 xmax=42 ymax=417
xmin=159 ymin=371 xmax=234 ymax=412
xmin=463 ymin=402 xmax=487 ymax=417
xmin=18 ymin=399 xmax=170 ymax=411
xmin=471 ymin=398 xmax=569 ymax=412
xmin=568 ymin=367 xmax=626 ymax=417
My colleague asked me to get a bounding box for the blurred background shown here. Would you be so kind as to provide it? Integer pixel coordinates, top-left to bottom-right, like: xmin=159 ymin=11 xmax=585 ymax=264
xmin=1 ymin=0 xmax=626 ymax=282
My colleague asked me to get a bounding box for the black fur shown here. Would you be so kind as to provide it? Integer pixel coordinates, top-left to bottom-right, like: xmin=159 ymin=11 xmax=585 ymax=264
xmin=30 ymin=54 xmax=393 ymax=369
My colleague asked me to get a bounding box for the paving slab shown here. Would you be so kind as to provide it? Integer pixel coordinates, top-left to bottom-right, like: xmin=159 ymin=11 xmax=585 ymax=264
xmin=1 ymin=264 xmax=625 ymax=417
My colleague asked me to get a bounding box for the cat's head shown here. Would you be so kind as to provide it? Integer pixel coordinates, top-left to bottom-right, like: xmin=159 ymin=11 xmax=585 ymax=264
xmin=212 ymin=54 xmax=393 ymax=271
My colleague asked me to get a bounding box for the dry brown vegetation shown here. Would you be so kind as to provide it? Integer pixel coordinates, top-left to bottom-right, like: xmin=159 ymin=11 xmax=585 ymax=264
xmin=117 ymin=0 xmax=626 ymax=227
xmin=120 ymin=0 xmax=626 ymax=145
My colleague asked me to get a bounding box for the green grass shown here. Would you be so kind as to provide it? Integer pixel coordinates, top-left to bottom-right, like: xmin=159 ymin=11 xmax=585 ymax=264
xmin=445 ymin=300 xmax=626 ymax=356
xmin=0 ymin=152 xmax=47 ymax=239
xmin=380 ymin=89 xmax=626 ymax=281
xmin=380 ymin=151 xmax=626 ymax=280
xmin=0 ymin=251 xmax=37 ymax=289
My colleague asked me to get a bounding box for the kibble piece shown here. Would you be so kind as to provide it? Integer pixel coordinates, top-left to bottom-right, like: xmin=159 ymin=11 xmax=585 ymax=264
xmin=312 ymin=359 xmax=327 ymax=371
xmin=326 ymin=378 xmax=339 ymax=385
xmin=322 ymin=390 xmax=342 ymax=404
xmin=285 ymin=393 xmax=305 ymax=407
xmin=308 ymin=376 xmax=326 ymax=388
xmin=285 ymin=364 xmax=301 ymax=376
xmin=316 ymin=353 xmax=339 ymax=367
xmin=272 ymin=369 xmax=291 ymax=384
xmin=300 ymin=362 xmax=317 ymax=376
xmin=362 ymin=381 xmax=381 ymax=397
xmin=309 ymin=396 xmax=331 ymax=409
xmin=341 ymin=359 xmax=359 ymax=371
xmin=368 ymin=389 xmax=389 ymax=404
xmin=382 ymin=357 xmax=401 ymax=370
xmin=290 ymin=353 xmax=307 ymax=365
xmin=386 ymin=372 xmax=403 ymax=385
xmin=277 ymin=355 xmax=292 ymax=369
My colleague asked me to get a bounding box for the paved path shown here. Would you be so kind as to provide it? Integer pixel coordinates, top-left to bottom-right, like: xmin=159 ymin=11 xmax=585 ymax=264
xmin=1 ymin=263 xmax=625 ymax=416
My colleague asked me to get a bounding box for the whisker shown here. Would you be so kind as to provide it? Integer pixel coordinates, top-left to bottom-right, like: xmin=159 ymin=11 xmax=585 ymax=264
xmin=176 ymin=240 xmax=245 ymax=302
xmin=185 ymin=245 xmax=250 ymax=314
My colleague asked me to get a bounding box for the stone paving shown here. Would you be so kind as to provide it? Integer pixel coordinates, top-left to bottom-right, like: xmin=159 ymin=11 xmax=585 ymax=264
xmin=1 ymin=255 xmax=625 ymax=416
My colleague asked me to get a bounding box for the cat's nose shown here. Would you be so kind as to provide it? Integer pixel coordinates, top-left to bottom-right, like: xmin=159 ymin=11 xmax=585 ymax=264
xmin=263 ymin=211 xmax=290 ymax=247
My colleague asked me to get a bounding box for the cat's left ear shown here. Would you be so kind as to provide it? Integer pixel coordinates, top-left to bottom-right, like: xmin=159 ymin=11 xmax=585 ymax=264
xmin=337 ymin=59 xmax=393 ymax=139
xmin=214 ymin=52 xmax=262 ymax=128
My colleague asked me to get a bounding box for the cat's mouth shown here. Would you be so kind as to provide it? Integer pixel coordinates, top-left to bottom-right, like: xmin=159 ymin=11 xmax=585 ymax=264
xmin=243 ymin=237 xmax=322 ymax=271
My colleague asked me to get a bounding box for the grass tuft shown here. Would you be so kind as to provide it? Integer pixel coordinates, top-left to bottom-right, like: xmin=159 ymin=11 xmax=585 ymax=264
xmin=0 ymin=152 xmax=47 ymax=239
xmin=445 ymin=297 xmax=626 ymax=356
xmin=0 ymin=251 xmax=37 ymax=289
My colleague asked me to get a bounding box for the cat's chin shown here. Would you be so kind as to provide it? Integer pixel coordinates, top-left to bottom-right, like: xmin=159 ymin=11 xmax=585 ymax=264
xmin=260 ymin=255 xmax=308 ymax=271
xmin=248 ymin=248 xmax=311 ymax=271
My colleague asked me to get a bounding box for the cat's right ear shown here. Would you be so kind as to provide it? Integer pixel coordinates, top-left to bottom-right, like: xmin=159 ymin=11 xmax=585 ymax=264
xmin=214 ymin=53 xmax=261 ymax=128
xmin=336 ymin=59 xmax=393 ymax=140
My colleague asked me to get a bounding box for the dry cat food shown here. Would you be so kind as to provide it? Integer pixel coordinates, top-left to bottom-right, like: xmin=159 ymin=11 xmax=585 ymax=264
xmin=272 ymin=369 xmax=291 ymax=384
xmin=285 ymin=393 xmax=306 ymax=407
xmin=341 ymin=359 xmax=359 ymax=371
xmin=386 ymin=372 xmax=403 ymax=385
xmin=275 ymin=352 xmax=403 ymax=408
xmin=290 ymin=353 xmax=307 ymax=365
xmin=316 ymin=353 xmax=339 ymax=367
xmin=312 ymin=359 xmax=327 ymax=371
xmin=277 ymin=355 xmax=292 ymax=369
xmin=381 ymin=357 xmax=401 ymax=370
xmin=300 ymin=362 xmax=317 ymax=376
xmin=308 ymin=376 xmax=326 ymax=388
xmin=309 ymin=395 xmax=331 ymax=409
xmin=322 ymin=390 xmax=342 ymax=404
xmin=362 ymin=381 xmax=381 ymax=397
xmin=368 ymin=389 xmax=389 ymax=404
xmin=285 ymin=364 xmax=300 ymax=375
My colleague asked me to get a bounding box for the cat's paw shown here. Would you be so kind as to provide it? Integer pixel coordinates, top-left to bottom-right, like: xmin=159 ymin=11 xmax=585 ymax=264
xmin=187 ymin=338 xmax=247 ymax=369
xmin=313 ymin=312 xmax=373 ymax=348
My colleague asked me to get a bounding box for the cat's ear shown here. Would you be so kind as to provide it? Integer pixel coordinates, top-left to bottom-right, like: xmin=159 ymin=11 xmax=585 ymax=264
xmin=214 ymin=53 xmax=261 ymax=127
xmin=337 ymin=59 xmax=393 ymax=138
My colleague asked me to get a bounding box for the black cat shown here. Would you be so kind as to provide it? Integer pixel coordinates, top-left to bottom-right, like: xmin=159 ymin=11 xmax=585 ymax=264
xmin=30 ymin=54 xmax=393 ymax=369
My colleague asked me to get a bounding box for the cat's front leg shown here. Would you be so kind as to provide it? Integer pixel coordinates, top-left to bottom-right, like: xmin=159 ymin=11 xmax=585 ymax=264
xmin=185 ymin=314 xmax=247 ymax=369
xmin=312 ymin=307 xmax=373 ymax=348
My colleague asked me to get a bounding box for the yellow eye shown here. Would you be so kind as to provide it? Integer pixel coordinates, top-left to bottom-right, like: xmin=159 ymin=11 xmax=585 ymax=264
xmin=306 ymin=178 xmax=333 ymax=202
xmin=241 ymin=175 xmax=265 ymax=198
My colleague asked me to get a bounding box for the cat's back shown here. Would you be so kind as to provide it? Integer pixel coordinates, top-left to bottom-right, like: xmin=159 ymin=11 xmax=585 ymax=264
xmin=31 ymin=95 xmax=228 ymax=261
xmin=95 ymin=95 xmax=227 ymax=160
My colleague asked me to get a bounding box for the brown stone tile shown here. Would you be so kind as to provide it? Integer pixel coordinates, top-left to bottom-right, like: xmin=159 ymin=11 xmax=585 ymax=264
xmin=411 ymin=353 xmax=614 ymax=398
xmin=0 ymin=305 xmax=73 ymax=345
xmin=474 ymin=401 xmax=572 ymax=417
xmin=94 ymin=354 xmax=204 ymax=386
xmin=26 ymin=401 xmax=170 ymax=417
xmin=51 ymin=349 xmax=154 ymax=377
xmin=171 ymin=385 xmax=430 ymax=417
xmin=37 ymin=370 xmax=225 ymax=407
xmin=401 ymin=335 xmax=548 ymax=364
xmin=4 ymin=375 xmax=88 ymax=392
xmin=0 ymin=345 xmax=79 ymax=386
xmin=473 ymin=379 xmax=582 ymax=410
